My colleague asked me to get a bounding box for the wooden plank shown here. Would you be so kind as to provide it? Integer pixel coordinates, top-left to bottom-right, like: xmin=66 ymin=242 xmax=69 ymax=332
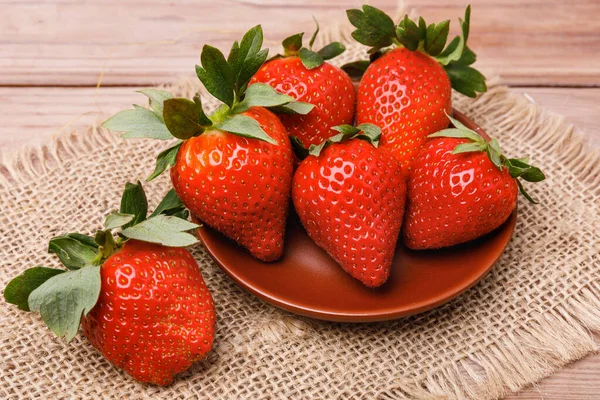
xmin=505 ymin=350 xmax=600 ymax=400
xmin=1 ymin=0 xmax=599 ymax=87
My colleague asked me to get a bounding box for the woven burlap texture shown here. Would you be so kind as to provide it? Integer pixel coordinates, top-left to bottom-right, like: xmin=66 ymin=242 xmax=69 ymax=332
xmin=1 ymin=32 xmax=600 ymax=400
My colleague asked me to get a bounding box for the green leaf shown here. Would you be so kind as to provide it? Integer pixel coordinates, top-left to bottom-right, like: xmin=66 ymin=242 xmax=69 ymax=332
xmin=283 ymin=32 xmax=304 ymax=55
xmin=269 ymin=101 xmax=315 ymax=115
xmin=119 ymin=181 xmax=148 ymax=228
xmin=435 ymin=5 xmax=471 ymax=66
xmin=162 ymin=98 xmax=210 ymax=140
xmin=234 ymin=83 xmax=294 ymax=113
xmin=64 ymin=233 xmax=98 ymax=249
xmin=446 ymin=112 xmax=472 ymax=132
xmin=229 ymin=26 xmax=269 ymax=97
xmin=506 ymin=158 xmax=545 ymax=182
xmin=355 ymin=123 xmax=382 ymax=146
xmin=317 ymin=42 xmax=346 ymax=60
xmin=102 ymin=108 xmax=173 ymax=140
xmin=488 ymin=138 xmax=502 ymax=155
xmin=456 ymin=46 xmax=476 ymax=66
xmin=341 ymin=60 xmax=371 ymax=79
xmin=396 ymin=14 xmax=423 ymax=51
xmin=239 ymin=48 xmax=269 ymax=92
xmin=486 ymin=139 xmax=503 ymax=169
xmin=298 ymin=48 xmax=324 ymax=70
xmin=521 ymin=167 xmax=546 ymax=182
xmin=196 ymin=45 xmax=235 ymax=107
xmin=216 ymin=114 xmax=277 ymax=145
xmin=121 ymin=215 xmax=199 ymax=247
xmin=193 ymin=94 xmax=213 ymax=126
xmin=93 ymin=230 xmax=117 ymax=258
xmin=104 ymin=212 xmax=135 ymax=230
xmin=150 ymin=189 xmax=186 ymax=218
xmin=4 ymin=267 xmax=65 ymax=311
xmin=425 ymin=20 xmax=450 ymax=56
xmin=28 ymin=265 xmax=101 ymax=342
xmin=429 ymin=128 xmax=482 ymax=142
xmin=309 ymin=17 xmax=320 ymax=49
xmin=444 ymin=63 xmax=487 ymax=98
xmin=290 ymin=136 xmax=309 ymax=160
xmin=310 ymin=123 xmax=381 ymax=156
xmin=48 ymin=235 xmax=100 ymax=270
xmin=516 ymin=179 xmax=538 ymax=204
xmin=147 ymin=140 xmax=182 ymax=181
xmin=136 ymin=89 xmax=173 ymax=119
xmin=331 ymin=125 xmax=360 ymax=136
xmin=346 ymin=5 xmax=395 ymax=51
xmin=451 ymin=142 xmax=487 ymax=154
xmin=486 ymin=148 xmax=502 ymax=169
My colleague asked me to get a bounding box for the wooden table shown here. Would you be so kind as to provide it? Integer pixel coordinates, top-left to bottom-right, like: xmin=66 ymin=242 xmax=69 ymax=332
xmin=1 ymin=1 xmax=598 ymax=398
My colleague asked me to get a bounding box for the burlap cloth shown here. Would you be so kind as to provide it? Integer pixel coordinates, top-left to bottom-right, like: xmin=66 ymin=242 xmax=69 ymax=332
xmin=1 ymin=26 xmax=599 ymax=400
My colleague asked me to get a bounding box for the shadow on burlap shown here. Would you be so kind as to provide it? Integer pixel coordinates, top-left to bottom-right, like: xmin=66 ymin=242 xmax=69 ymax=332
xmin=0 ymin=36 xmax=599 ymax=400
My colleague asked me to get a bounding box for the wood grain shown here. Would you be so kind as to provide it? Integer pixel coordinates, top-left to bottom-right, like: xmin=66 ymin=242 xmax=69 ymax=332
xmin=1 ymin=0 xmax=599 ymax=87
xmin=1 ymin=0 xmax=599 ymax=398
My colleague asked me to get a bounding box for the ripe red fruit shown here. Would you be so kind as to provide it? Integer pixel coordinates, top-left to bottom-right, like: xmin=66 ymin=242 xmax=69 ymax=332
xmin=82 ymin=240 xmax=215 ymax=386
xmin=103 ymin=26 xmax=310 ymax=262
xmin=292 ymin=125 xmax=406 ymax=287
xmin=250 ymin=25 xmax=355 ymax=148
xmin=171 ymin=106 xmax=294 ymax=262
xmin=346 ymin=5 xmax=487 ymax=176
xmin=4 ymin=183 xmax=215 ymax=386
xmin=251 ymin=58 xmax=355 ymax=147
xmin=404 ymin=114 xmax=545 ymax=249
xmin=356 ymin=48 xmax=451 ymax=175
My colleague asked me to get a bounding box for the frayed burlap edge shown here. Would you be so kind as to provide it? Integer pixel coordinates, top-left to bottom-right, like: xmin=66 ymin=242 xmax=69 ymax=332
xmin=1 ymin=16 xmax=600 ymax=398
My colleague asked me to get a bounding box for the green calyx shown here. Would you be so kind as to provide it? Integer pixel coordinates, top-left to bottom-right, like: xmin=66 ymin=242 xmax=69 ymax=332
xmin=102 ymin=26 xmax=314 ymax=180
xmin=307 ymin=123 xmax=381 ymax=157
xmin=279 ymin=18 xmax=346 ymax=70
xmin=344 ymin=4 xmax=486 ymax=97
xmin=430 ymin=112 xmax=546 ymax=204
xmin=3 ymin=182 xmax=198 ymax=342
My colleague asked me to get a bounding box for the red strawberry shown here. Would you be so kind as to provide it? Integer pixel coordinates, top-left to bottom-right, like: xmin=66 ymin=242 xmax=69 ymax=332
xmin=82 ymin=240 xmax=215 ymax=386
xmin=103 ymin=26 xmax=312 ymax=262
xmin=404 ymin=113 xmax=545 ymax=249
xmin=170 ymin=106 xmax=293 ymax=261
xmin=345 ymin=5 xmax=487 ymax=176
xmin=356 ymin=48 xmax=451 ymax=175
xmin=4 ymin=183 xmax=215 ymax=385
xmin=292 ymin=124 xmax=406 ymax=287
xmin=250 ymin=24 xmax=356 ymax=148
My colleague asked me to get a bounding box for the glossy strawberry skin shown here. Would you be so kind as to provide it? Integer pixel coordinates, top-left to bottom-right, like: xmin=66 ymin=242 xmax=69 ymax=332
xmin=250 ymin=57 xmax=356 ymax=148
xmin=356 ymin=47 xmax=452 ymax=176
xmin=81 ymin=240 xmax=216 ymax=386
xmin=404 ymin=138 xmax=518 ymax=250
xmin=292 ymin=140 xmax=406 ymax=288
xmin=170 ymin=106 xmax=294 ymax=262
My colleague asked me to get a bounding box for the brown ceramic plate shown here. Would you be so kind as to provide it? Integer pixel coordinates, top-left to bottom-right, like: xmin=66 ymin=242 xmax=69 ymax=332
xmin=196 ymin=112 xmax=517 ymax=322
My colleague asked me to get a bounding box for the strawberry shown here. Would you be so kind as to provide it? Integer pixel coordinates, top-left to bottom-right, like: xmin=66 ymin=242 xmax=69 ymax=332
xmin=250 ymin=22 xmax=356 ymax=148
xmin=4 ymin=183 xmax=215 ymax=385
xmin=81 ymin=239 xmax=214 ymax=385
xmin=292 ymin=124 xmax=406 ymax=287
xmin=103 ymin=26 xmax=314 ymax=262
xmin=344 ymin=5 xmax=487 ymax=176
xmin=404 ymin=113 xmax=545 ymax=249
xmin=170 ymin=106 xmax=293 ymax=261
